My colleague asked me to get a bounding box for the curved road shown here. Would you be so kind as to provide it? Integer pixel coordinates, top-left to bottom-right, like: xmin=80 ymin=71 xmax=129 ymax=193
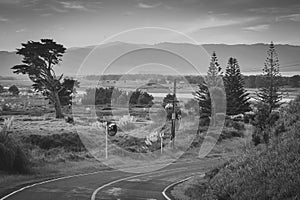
xmin=2 ymin=158 xmax=222 ymax=200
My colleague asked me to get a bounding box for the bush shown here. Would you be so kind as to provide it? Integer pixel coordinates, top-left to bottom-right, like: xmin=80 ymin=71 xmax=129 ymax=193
xmin=23 ymin=133 xmax=85 ymax=152
xmin=219 ymin=128 xmax=243 ymax=141
xmin=8 ymin=85 xmax=19 ymax=96
xmin=225 ymin=119 xmax=245 ymax=131
xmin=193 ymin=96 xmax=300 ymax=199
xmin=0 ymin=117 xmax=29 ymax=173
xmin=117 ymin=115 xmax=136 ymax=131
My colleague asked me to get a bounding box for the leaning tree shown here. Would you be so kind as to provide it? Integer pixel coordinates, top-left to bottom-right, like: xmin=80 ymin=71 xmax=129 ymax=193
xmin=12 ymin=39 xmax=78 ymax=118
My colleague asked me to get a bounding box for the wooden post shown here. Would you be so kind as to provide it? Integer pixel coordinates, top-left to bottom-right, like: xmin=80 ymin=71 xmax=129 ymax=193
xmin=171 ymin=79 xmax=176 ymax=149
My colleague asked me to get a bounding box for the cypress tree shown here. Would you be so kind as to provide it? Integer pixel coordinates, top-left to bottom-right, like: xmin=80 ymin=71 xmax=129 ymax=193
xmin=224 ymin=57 xmax=251 ymax=115
xmin=257 ymin=42 xmax=282 ymax=113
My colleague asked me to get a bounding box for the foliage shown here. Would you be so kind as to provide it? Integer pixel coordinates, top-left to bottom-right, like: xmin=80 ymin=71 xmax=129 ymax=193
xmin=11 ymin=39 xmax=79 ymax=118
xmin=117 ymin=115 xmax=136 ymax=131
xmin=8 ymin=85 xmax=20 ymax=96
xmin=194 ymin=52 xmax=223 ymax=118
xmin=194 ymin=81 xmax=211 ymax=117
xmin=58 ymin=78 xmax=79 ymax=106
xmin=82 ymin=87 xmax=127 ymax=106
xmin=251 ymin=102 xmax=280 ymax=145
xmin=257 ymin=42 xmax=283 ymax=113
xmin=224 ymin=57 xmax=251 ymax=115
xmin=0 ymin=117 xmax=30 ymax=173
xmin=0 ymin=85 xmax=5 ymax=93
xmin=129 ymin=90 xmax=154 ymax=107
xmin=194 ymin=95 xmax=300 ymax=200
xmin=225 ymin=119 xmax=245 ymax=131
xmin=162 ymin=93 xmax=181 ymax=120
xmin=23 ymin=133 xmax=85 ymax=152
xmin=129 ymin=90 xmax=154 ymax=117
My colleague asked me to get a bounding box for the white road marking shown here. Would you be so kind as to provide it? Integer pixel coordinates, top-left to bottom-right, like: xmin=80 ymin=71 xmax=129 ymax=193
xmin=91 ymin=167 xmax=188 ymax=200
xmin=0 ymin=159 xmax=213 ymax=200
xmin=105 ymin=187 xmax=123 ymax=196
xmin=162 ymin=173 xmax=205 ymax=200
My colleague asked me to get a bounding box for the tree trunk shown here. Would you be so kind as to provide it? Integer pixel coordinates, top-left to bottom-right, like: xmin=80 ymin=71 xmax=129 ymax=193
xmin=53 ymin=91 xmax=64 ymax=118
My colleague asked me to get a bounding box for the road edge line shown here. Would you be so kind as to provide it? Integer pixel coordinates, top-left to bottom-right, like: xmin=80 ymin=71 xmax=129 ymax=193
xmin=162 ymin=173 xmax=205 ymax=200
xmin=0 ymin=170 xmax=109 ymax=200
xmin=91 ymin=167 xmax=187 ymax=200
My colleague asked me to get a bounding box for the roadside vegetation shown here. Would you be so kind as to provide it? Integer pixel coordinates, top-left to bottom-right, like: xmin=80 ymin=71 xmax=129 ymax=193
xmin=174 ymin=95 xmax=300 ymax=200
xmin=172 ymin=42 xmax=300 ymax=200
xmin=0 ymin=117 xmax=29 ymax=174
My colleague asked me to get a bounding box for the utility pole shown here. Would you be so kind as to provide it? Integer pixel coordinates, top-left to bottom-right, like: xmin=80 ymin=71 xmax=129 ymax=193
xmin=171 ymin=79 xmax=176 ymax=149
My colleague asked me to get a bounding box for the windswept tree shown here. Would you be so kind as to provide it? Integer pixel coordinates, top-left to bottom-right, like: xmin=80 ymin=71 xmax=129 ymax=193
xmin=11 ymin=39 xmax=78 ymax=118
xmin=224 ymin=57 xmax=251 ymax=115
xmin=257 ymin=42 xmax=282 ymax=113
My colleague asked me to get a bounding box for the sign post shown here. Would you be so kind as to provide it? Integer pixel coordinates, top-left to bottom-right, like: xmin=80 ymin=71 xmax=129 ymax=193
xmin=105 ymin=122 xmax=108 ymax=159
xmin=160 ymin=132 xmax=164 ymax=154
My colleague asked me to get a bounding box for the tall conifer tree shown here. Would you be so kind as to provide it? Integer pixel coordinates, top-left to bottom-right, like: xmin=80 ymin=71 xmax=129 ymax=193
xmin=224 ymin=57 xmax=251 ymax=115
xmin=257 ymin=42 xmax=282 ymax=113
xmin=194 ymin=52 xmax=222 ymax=117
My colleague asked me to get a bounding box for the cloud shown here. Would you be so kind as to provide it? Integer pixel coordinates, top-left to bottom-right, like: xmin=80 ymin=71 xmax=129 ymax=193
xmin=137 ymin=2 xmax=162 ymax=9
xmin=0 ymin=16 xmax=9 ymax=22
xmin=60 ymin=1 xmax=90 ymax=11
xmin=182 ymin=16 xmax=257 ymax=34
xmin=0 ymin=0 xmax=24 ymax=4
xmin=276 ymin=14 xmax=300 ymax=22
xmin=243 ymin=24 xmax=270 ymax=31
xmin=16 ymin=28 xmax=27 ymax=33
xmin=49 ymin=5 xmax=68 ymax=13
xmin=41 ymin=13 xmax=53 ymax=17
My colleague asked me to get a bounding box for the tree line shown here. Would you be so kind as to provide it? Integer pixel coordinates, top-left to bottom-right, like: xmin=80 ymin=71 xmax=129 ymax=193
xmin=195 ymin=42 xmax=283 ymax=118
xmin=11 ymin=39 xmax=288 ymax=121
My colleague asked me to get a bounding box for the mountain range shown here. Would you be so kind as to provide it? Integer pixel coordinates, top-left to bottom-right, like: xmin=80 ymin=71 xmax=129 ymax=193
xmin=1 ymin=42 xmax=299 ymax=77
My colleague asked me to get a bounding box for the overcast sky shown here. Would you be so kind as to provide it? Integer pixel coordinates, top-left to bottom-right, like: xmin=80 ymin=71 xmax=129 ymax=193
xmin=1 ymin=0 xmax=300 ymax=50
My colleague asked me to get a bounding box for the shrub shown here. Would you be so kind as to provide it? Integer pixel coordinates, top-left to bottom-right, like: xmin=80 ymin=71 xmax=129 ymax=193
xmin=219 ymin=128 xmax=243 ymax=141
xmin=225 ymin=119 xmax=245 ymax=131
xmin=117 ymin=115 xmax=136 ymax=131
xmin=231 ymin=121 xmax=245 ymax=131
xmin=23 ymin=133 xmax=85 ymax=152
xmin=193 ymin=96 xmax=300 ymax=199
xmin=251 ymin=102 xmax=279 ymax=145
xmin=0 ymin=85 xmax=5 ymax=93
xmin=8 ymin=85 xmax=19 ymax=96
xmin=0 ymin=117 xmax=29 ymax=173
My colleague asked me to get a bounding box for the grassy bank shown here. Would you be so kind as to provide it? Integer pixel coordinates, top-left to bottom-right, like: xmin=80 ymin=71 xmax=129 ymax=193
xmin=172 ymin=97 xmax=300 ymax=200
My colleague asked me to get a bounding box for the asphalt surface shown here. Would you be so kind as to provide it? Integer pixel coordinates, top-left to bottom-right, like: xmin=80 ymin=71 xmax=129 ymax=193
xmin=2 ymin=158 xmax=222 ymax=200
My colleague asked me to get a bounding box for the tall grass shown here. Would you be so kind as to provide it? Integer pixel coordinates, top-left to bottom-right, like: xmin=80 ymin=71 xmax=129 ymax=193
xmin=190 ymin=96 xmax=300 ymax=199
xmin=0 ymin=117 xmax=30 ymax=173
xmin=117 ymin=115 xmax=136 ymax=131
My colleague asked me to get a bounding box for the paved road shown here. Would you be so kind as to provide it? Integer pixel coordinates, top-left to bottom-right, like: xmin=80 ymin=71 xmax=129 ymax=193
xmin=2 ymin=158 xmax=222 ymax=200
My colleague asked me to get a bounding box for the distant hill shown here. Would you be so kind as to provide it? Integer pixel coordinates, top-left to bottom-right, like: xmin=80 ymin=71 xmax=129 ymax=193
xmin=1 ymin=42 xmax=299 ymax=76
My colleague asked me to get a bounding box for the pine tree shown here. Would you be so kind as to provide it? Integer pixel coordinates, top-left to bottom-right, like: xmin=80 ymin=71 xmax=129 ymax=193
xmin=224 ymin=57 xmax=251 ymax=115
xmin=257 ymin=42 xmax=282 ymax=113
xmin=194 ymin=52 xmax=222 ymax=118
